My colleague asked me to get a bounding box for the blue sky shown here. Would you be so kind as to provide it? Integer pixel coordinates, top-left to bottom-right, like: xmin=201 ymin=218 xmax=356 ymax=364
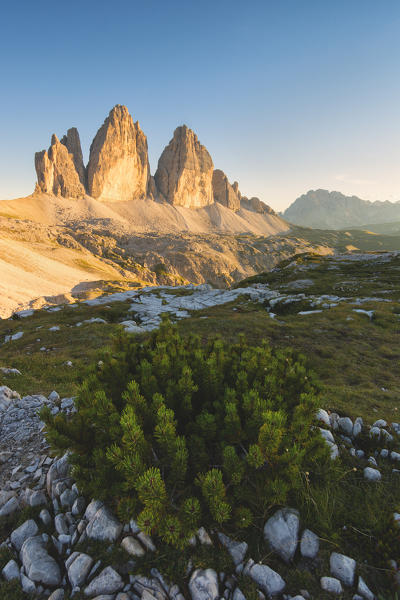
xmin=1 ymin=0 xmax=400 ymax=210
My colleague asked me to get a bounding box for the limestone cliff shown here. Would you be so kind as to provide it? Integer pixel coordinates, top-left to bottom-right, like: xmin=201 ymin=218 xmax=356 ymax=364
xmin=155 ymin=125 xmax=214 ymax=208
xmin=35 ymin=134 xmax=85 ymax=198
xmin=87 ymin=105 xmax=150 ymax=202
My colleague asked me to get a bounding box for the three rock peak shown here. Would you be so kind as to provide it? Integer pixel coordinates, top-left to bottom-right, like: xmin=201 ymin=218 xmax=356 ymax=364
xmin=34 ymin=104 xmax=273 ymax=214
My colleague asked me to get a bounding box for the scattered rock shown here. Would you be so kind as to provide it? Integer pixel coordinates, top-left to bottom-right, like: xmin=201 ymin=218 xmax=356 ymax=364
xmin=338 ymin=417 xmax=353 ymax=436
xmin=357 ymin=575 xmax=375 ymax=600
xmin=363 ymin=467 xmax=381 ymax=482
xmin=217 ymin=532 xmax=248 ymax=566
xmin=245 ymin=561 xmax=286 ymax=596
xmin=300 ymin=529 xmax=319 ymax=560
xmin=264 ymin=508 xmax=299 ymax=563
xmin=84 ymin=566 xmax=124 ymax=596
xmin=121 ymin=535 xmax=145 ymax=557
xmin=0 ymin=495 xmax=19 ymax=517
xmin=320 ymin=576 xmax=343 ymax=595
xmin=20 ymin=535 xmax=61 ymax=586
xmin=86 ymin=506 xmax=123 ymax=542
xmin=353 ymin=417 xmax=363 ymax=437
xmin=68 ymin=552 xmax=94 ymax=588
xmin=10 ymin=518 xmax=39 ymax=550
xmin=189 ymin=569 xmax=219 ymax=600
xmin=330 ymin=552 xmax=356 ymax=586
xmin=1 ymin=558 xmax=20 ymax=581
xmin=316 ymin=408 xmax=330 ymax=427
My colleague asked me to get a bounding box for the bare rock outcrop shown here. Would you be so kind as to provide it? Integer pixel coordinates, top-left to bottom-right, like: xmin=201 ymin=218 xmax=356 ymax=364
xmin=241 ymin=195 xmax=275 ymax=215
xmin=87 ymin=105 xmax=150 ymax=202
xmin=155 ymin=125 xmax=214 ymax=208
xmin=212 ymin=169 xmax=240 ymax=212
xmin=35 ymin=134 xmax=86 ymax=198
xmin=60 ymin=128 xmax=86 ymax=187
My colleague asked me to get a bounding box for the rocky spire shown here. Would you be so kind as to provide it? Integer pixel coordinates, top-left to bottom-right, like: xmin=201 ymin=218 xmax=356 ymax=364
xmin=60 ymin=127 xmax=86 ymax=187
xmin=34 ymin=134 xmax=86 ymax=198
xmin=86 ymin=105 xmax=151 ymax=202
xmin=155 ymin=125 xmax=214 ymax=208
xmin=212 ymin=169 xmax=241 ymax=212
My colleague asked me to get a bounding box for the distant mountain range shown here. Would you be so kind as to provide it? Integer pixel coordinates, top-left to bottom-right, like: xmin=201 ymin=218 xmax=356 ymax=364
xmin=282 ymin=189 xmax=400 ymax=230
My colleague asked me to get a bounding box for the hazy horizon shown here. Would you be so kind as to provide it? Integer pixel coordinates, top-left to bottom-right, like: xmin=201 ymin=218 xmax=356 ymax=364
xmin=1 ymin=0 xmax=400 ymax=211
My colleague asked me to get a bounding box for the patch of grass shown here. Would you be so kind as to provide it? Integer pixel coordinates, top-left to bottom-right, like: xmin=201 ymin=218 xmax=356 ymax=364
xmin=0 ymin=302 xmax=128 ymax=397
xmin=0 ymin=580 xmax=31 ymax=600
xmin=0 ymin=505 xmax=43 ymax=542
xmin=0 ymin=546 xmax=13 ymax=571
xmin=270 ymin=298 xmax=313 ymax=315
xmin=74 ymin=538 xmax=131 ymax=570
xmin=1 ymin=254 xmax=400 ymax=422
xmin=235 ymin=576 xmax=259 ymax=600
xmin=178 ymin=295 xmax=400 ymax=423
xmin=134 ymin=538 xmax=233 ymax=592
xmin=161 ymin=287 xmax=194 ymax=297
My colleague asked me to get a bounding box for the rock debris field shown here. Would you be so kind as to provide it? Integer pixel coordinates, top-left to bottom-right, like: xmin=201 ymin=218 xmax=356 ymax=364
xmin=6 ymin=258 xmax=395 ymax=345
xmin=0 ymin=383 xmax=398 ymax=599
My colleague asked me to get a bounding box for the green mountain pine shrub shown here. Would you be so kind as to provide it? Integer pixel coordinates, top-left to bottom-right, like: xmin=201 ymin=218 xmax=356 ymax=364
xmin=42 ymin=318 xmax=329 ymax=548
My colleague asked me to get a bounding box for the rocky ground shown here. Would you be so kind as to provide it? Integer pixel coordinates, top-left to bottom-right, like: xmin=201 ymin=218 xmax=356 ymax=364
xmin=1 ymin=251 xmax=400 ymax=597
xmin=0 ymin=383 xmax=398 ymax=599
xmin=0 ymin=204 xmax=322 ymax=319
xmin=6 ymin=251 xmax=400 ymax=338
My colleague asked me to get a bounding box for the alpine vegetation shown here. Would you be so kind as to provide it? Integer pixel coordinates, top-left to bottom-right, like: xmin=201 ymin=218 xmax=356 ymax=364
xmin=41 ymin=318 xmax=328 ymax=548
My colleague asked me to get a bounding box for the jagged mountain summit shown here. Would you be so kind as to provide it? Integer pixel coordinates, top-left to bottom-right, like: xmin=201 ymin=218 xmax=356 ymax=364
xmin=87 ymin=104 xmax=152 ymax=202
xmin=34 ymin=104 xmax=274 ymax=216
xmin=0 ymin=104 xmax=295 ymax=317
xmin=155 ymin=125 xmax=214 ymax=208
xmin=35 ymin=132 xmax=86 ymax=198
xmin=283 ymin=189 xmax=400 ymax=229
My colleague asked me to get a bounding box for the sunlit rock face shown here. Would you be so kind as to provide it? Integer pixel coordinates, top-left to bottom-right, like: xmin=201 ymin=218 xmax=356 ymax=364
xmin=35 ymin=133 xmax=86 ymax=198
xmin=60 ymin=127 xmax=86 ymax=188
xmin=241 ymin=195 xmax=275 ymax=215
xmin=87 ymin=104 xmax=151 ymax=202
xmin=212 ymin=169 xmax=241 ymax=212
xmin=155 ymin=125 xmax=214 ymax=208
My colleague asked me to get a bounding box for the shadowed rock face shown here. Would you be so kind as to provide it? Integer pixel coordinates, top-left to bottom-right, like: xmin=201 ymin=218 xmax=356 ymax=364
xmin=35 ymin=134 xmax=86 ymax=198
xmin=155 ymin=125 xmax=214 ymax=208
xmin=212 ymin=169 xmax=241 ymax=212
xmin=86 ymin=105 xmax=150 ymax=202
xmin=60 ymin=128 xmax=86 ymax=187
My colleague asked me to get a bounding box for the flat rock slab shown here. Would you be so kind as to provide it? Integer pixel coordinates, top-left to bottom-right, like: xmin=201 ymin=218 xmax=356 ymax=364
xmin=20 ymin=535 xmax=61 ymax=586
